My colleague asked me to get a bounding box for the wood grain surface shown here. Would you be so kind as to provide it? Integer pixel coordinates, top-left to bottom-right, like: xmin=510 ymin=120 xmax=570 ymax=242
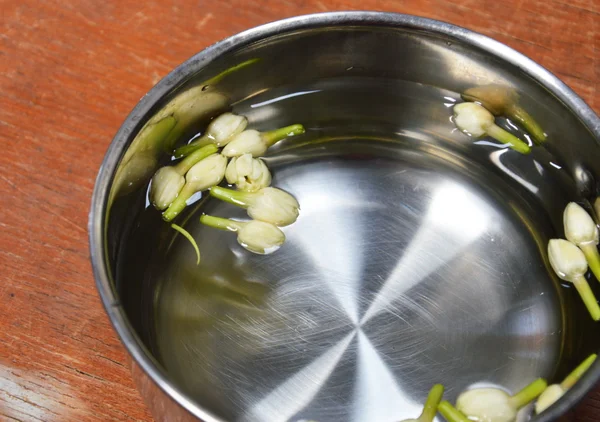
xmin=0 ymin=0 xmax=598 ymax=421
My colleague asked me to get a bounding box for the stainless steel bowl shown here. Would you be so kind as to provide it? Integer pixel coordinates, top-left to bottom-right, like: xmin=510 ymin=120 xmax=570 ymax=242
xmin=89 ymin=12 xmax=600 ymax=422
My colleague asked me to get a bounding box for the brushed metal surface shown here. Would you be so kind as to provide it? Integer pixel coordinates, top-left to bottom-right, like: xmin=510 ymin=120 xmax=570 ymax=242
xmin=90 ymin=12 xmax=600 ymax=422
xmin=155 ymin=140 xmax=562 ymax=422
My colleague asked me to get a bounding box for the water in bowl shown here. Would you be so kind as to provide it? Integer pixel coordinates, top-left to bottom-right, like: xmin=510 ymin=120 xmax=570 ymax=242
xmin=117 ymin=77 xmax=599 ymax=422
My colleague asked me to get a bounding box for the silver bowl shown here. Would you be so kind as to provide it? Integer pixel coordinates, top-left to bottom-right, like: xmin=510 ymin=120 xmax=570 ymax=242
xmin=89 ymin=12 xmax=600 ymax=422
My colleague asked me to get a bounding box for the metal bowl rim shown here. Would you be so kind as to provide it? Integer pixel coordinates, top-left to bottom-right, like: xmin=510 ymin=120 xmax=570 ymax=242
xmin=88 ymin=11 xmax=600 ymax=421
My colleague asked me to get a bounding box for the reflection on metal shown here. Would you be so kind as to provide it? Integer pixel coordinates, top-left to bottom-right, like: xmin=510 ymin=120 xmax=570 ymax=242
xmin=490 ymin=149 xmax=539 ymax=194
xmin=251 ymin=90 xmax=321 ymax=109
xmin=243 ymin=332 xmax=355 ymax=422
xmin=154 ymin=143 xmax=561 ymax=421
xmin=361 ymin=182 xmax=490 ymax=325
xmin=353 ymin=332 xmax=417 ymax=421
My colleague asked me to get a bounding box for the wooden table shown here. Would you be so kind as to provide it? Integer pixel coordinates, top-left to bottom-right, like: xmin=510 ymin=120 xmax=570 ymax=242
xmin=0 ymin=0 xmax=598 ymax=420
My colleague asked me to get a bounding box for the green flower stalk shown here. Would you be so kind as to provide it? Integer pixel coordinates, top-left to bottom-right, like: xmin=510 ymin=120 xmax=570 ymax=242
xmin=462 ymin=85 xmax=546 ymax=144
xmin=564 ymin=202 xmax=600 ymax=282
xmin=173 ymin=112 xmax=248 ymax=158
xmin=200 ymin=215 xmax=285 ymax=254
xmin=210 ymin=186 xmax=299 ymax=227
xmin=225 ymin=153 xmax=272 ymax=192
xmin=162 ymin=153 xmax=227 ymax=222
xmin=438 ymin=401 xmax=470 ymax=422
xmin=171 ymin=223 xmax=201 ymax=265
xmin=453 ymin=103 xmax=530 ymax=154
xmin=150 ymin=144 xmax=218 ymax=210
xmin=400 ymin=384 xmax=444 ymax=422
xmin=456 ymin=379 xmax=547 ymax=422
xmin=535 ymin=354 xmax=597 ymax=414
xmin=222 ymin=124 xmax=305 ymax=158
xmin=548 ymin=238 xmax=600 ymax=321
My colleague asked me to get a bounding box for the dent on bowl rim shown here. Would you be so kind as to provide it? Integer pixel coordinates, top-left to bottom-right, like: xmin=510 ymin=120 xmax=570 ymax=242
xmin=89 ymin=11 xmax=600 ymax=422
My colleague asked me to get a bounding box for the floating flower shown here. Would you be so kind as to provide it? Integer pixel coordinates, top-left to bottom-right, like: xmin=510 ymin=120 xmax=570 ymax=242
xmin=210 ymin=186 xmax=299 ymax=226
xmin=535 ymin=354 xmax=597 ymax=414
xmin=462 ymin=85 xmax=546 ymax=144
xmin=225 ymin=153 xmax=272 ymax=192
xmin=173 ymin=112 xmax=248 ymax=157
xmin=222 ymin=124 xmax=305 ymax=157
xmin=456 ymin=379 xmax=547 ymax=422
xmin=548 ymin=238 xmax=600 ymax=321
xmin=453 ymin=102 xmax=530 ymax=154
xmin=162 ymin=153 xmax=227 ymax=221
xmin=200 ymin=215 xmax=285 ymax=254
xmin=150 ymin=144 xmax=218 ymax=210
xmin=563 ymin=202 xmax=600 ymax=282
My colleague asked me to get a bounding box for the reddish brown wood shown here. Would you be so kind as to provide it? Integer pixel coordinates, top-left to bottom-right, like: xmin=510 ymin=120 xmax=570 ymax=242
xmin=0 ymin=0 xmax=598 ymax=420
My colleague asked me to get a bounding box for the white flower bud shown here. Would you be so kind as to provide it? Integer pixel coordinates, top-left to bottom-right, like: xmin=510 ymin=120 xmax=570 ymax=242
xmin=222 ymin=124 xmax=305 ymax=158
xmin=535 ymin=385 xmax=564 ymax=414
xmin=225 ymin=154 xmax=272 ymax=192
xmin=564 ymin=202 xmax=600 ymax=284
xmin=462 ymin=85 xmax=546 ymax=144
xmin=564 ymin=202 xmax=599 ymax=246
xmin=456 ymin=389 xmax=516 ymax=422
xmin=548 ymin=239 xmax=600 ymax=320
xmin=237 ymin=220 xmax=285 ymax=254
xmin=453 ymin=102 xmax=530 ymax=154
xmin=186 ymin=153 xmax=227 ymax=191
xmin=454 ymin=102 xmax=494 ymax=137
xmin=200 ymin=215 xmax=286 ymax=255
xmin=457 ymin=380 xmax=547 ymax=422
xmin=548 ymin=239 xmax=588 ymax=280
xmin=536 ymin=354 xmax=597 ymax=414
xmin=150 ymin=144 xmax=218 ymax=212
xmin=247 ymin=187 xmax=299 ymax=226
xmin=150 ymin=167 xmax=185 ymax=210
xmin=210 ymin=186 xmax=300 ymax=227
xmin=222 ymin=130 xmax=266 ymax=157
xmin=206 ymin=112 xmax=248 ymax=146
xmin=162 ymin=153 xmax=227 ymax=222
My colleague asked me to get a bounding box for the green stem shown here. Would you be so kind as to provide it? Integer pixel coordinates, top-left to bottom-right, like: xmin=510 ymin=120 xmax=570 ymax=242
xmin=509 ymin=378 xmax=548 ymax=409
xmin=487 ymin=124 xmax=531 ymax=154
xmin=561 ymin=354 xmax=598 ymax=389
xmin=262 ymin=124 xmax=305 ymax=147
xmin=438 ymin=401 xmax=470 ymax=422
xmin=571 ymin=274 xmax=600 ymax=321
xmin=418 ymin=384 xmax=444 ymax=422
xmin=581 ymin=243 xmax=600 ymax=283
xmin=173 ymin=135 xmax=212 ymax=158
xmin=509 ymin=105 xmax=547 ymax=144
xmin=171 ymin=223 xmax=200 ymax=265
xmin=203 ymin=58 xmax=261 ymax=86
xmin=162 ymin=184 xmax=197 ymax=222
xmin=209 ymin=186 xmax=253 ymax=208
xmin=174 ymin=144 xmax=218 ymax=174
xmin=200 ymin=215 xmax=244 ymax=232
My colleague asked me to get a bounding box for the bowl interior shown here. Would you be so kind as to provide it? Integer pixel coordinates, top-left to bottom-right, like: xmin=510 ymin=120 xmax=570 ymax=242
xmin=102 ymin=17 xmax=600 ymax=422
